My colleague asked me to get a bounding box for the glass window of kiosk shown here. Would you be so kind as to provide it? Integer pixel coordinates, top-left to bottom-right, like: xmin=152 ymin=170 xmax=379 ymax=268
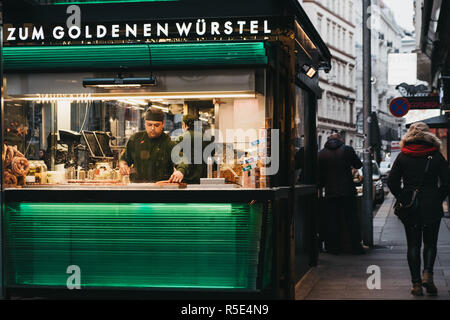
xmin=3 ymin=95 xmax=269 ymax=189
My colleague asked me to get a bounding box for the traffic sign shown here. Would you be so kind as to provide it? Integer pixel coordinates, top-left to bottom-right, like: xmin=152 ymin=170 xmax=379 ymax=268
xmin=389 ymin=97 xmax=410 ymax=117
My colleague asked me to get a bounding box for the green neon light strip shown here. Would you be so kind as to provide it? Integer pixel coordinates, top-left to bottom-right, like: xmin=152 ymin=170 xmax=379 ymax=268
xmin=5 ymin=202 xmax=266 ymax=290
xmin=4 ymin=42 xmax=267 ymax=72
xmin=46 ymin=0 xmax=177 ymax=4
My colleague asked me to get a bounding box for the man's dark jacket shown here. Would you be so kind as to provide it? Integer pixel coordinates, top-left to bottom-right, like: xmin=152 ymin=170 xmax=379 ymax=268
xmin=318 ymin=139 xmax=363 ymax=198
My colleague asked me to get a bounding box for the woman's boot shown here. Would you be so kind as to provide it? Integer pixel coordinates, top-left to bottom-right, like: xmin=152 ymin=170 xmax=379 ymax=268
xmin=422 ymin=271 xmax=438 ymax=296
xmin=411 ymin=282 xmax=423 ymax=296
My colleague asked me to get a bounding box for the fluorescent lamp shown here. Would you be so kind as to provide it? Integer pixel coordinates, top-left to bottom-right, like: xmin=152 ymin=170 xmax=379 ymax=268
xmin=150 ymin=104 xmax=169 ymax=113
xmin=7 ymin=91 xmax=257 ymax=102
xmin=83 ymin=76 xmax=157 ymax=88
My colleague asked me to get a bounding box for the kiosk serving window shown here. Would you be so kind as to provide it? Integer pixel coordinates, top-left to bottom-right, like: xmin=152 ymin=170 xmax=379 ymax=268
xmin=3 ymin=70 xmax=270 ymax=189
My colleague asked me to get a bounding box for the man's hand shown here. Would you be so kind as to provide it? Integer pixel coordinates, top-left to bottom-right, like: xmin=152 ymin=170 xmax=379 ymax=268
xmin=119 ymin=161 xmax=131 ymax=176
xmin=169 ymin=168 xmax=184 ymax=183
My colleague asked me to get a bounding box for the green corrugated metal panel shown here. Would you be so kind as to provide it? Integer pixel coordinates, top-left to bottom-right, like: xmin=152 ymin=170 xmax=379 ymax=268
xmin=3 ymin=42 xmax=268 ymax=72
xmin=5 ymin=202 xmax=265 ymax=290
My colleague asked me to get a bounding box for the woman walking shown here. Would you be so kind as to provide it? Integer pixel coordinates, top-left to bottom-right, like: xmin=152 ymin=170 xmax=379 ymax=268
xmin=387 ymin=122 xmax=450 ymax=296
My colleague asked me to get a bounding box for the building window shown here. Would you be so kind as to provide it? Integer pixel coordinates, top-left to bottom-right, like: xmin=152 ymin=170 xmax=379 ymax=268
xmin=349 ymin=1 xmax=353 ymax=23
xmin=350 ymin=101 xmax=354 ymax=124
xmin=332 ymin=23 xmax=336 ymax=47
xmin=349 ymin=66 xmax=354 ymax=87
xmin=343 ymin=64 xmax=347 ymax=87
xmin=349 ymin=33 xmax=353 ymax=55
xmin=337 ymin=26 xmax=341 ymax=50
xmin=342 ymin=29 xmax=346 ymax=52
xmin=317 ymin=14 xmax=323 ymax=35
xmin=326 ymin=19 xmax=331 ymax=44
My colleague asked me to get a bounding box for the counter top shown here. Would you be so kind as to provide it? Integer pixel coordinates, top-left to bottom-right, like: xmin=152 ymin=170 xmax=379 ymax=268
xmin=3 ymin=184 xmax=316 ymax=203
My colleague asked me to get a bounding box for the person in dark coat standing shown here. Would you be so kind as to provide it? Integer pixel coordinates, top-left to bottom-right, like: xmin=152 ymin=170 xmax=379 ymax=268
xmin=387 ymin=122 xmax=450 ymax=296
xmin=318 ymin=133 xmax=365 ymax=254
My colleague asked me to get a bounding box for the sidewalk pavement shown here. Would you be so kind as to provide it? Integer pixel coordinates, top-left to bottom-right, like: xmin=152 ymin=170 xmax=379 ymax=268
xmin=295 ymin=192 xmax=450 ymax=300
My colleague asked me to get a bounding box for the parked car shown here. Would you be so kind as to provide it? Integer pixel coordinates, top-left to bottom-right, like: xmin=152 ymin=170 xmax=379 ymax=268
xmin=379 ymin=161 xmax=392 ymax=180
xmin=355 ymin=160 xmax=384 ymax=206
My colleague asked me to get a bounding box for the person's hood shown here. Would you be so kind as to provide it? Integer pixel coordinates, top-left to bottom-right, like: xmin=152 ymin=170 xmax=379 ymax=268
xmin=324 ymin=138 xmax=344 ymax=150
xmin=400 ymin=128 xmax=441 ymax=157
xmin=400 ymin=128 xmax=441 ymax=150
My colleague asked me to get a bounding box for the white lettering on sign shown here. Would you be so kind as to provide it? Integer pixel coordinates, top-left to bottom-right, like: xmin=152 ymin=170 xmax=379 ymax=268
xmin=68 ymin=26 xmax=81 ymax=39
xmin=97 ymin=25 xmax=107 ymax=38
xmin=211 ymin=21 xmax=220 ymax=35
xmin=264 ymin=20 xmax=271 ymax=34
xmin=143 ymin=24 xmax=152 ymax=37
xmin=224 ymin=21 xmax=233 ymax=35
xmin=32 ymin=26 xmax=45 ymax=40
xmin=176 ymin=22 xmax=193 ymax=36
xmin=6 ymin=20 xmax=273 ymax=42
xmin=53 ymin=26 xmax=65 ymax=40
xmin=111 ymin=24 xmax=120 ymax=38
xmin=7 ymin=28 xmax=16 ymax=41
xmin=157 ymin=23 xmax=169 ymax=37
xmin=250 ymin=20 xmax=258 ymax=34
xmin=19 ymin=28 xmax=28 ymax=41
xmin=85 ymin=25 xmax=92 ymax=39
xmin=126 ymin=24 xmax=138 ymax=38
xmin=237 ymin=21 xmax=246 ymax=34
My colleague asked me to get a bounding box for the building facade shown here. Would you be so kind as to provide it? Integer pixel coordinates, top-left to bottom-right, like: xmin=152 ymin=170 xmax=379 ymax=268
xmin=302 ymin=0 xmax=358 ymax=150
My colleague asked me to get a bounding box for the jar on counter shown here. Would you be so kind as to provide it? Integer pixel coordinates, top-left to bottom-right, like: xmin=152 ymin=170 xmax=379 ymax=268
xmin=35 ymin=161 xmax=48 ymax=184
xmin=26 ymin=161 xmax=37 ymax=184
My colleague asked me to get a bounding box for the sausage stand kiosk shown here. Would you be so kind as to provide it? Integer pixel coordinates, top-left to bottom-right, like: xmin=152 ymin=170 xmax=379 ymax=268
xmin=0 ymin=0 xmax=331 ymax=299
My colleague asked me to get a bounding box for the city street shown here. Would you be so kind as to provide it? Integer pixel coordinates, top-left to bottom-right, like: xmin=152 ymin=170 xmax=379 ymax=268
xmin=296 ymin=192 xmax=450 ymax=300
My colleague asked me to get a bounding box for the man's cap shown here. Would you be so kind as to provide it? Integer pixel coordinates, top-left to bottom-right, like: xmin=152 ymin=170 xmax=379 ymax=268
xmin=182 ymin=114 xmax=198 ymax=128
xmin=145 ymin=108 xmax=165 ymax=122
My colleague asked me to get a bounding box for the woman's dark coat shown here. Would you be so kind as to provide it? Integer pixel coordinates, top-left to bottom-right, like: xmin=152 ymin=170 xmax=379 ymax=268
xmin=387 ymin=136 xmax=450 ymax=224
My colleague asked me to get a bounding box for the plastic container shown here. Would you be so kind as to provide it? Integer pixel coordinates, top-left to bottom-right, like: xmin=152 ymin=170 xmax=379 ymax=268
xmin=47 ymin=171 xmax=65 ymax=184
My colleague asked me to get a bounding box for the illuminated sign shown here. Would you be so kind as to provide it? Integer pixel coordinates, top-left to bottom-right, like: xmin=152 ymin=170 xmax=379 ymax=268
xmin=5 ymin=19 xmax=272 ymax=43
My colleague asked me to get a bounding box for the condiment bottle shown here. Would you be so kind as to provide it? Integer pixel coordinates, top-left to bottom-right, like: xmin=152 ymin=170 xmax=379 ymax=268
xmin=207 ymin=157 xmax=213 ymax=178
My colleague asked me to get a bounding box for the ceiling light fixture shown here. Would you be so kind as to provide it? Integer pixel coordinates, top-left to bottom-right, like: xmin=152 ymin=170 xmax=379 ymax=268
xmin=82 ymin=76 xmax=157 ymax=88
xmin=83 ymin=44 xmax=157 ymax=88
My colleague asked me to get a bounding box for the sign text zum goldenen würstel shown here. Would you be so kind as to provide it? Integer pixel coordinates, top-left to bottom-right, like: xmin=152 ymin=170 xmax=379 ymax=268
xmin=5 ymin=19 xmax=272 ymax=43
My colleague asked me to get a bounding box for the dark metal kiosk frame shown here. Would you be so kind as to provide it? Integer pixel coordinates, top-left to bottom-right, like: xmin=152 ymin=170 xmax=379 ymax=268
xmin=0 ymin=0 xmax=331 ymax=300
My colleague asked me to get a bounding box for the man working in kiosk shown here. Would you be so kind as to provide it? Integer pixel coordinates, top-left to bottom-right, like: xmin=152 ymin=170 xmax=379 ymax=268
xmin=119 ymin=107 xmax=187 ymax=183
xmin=175 ymin=114 xmax=207 ymax=184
